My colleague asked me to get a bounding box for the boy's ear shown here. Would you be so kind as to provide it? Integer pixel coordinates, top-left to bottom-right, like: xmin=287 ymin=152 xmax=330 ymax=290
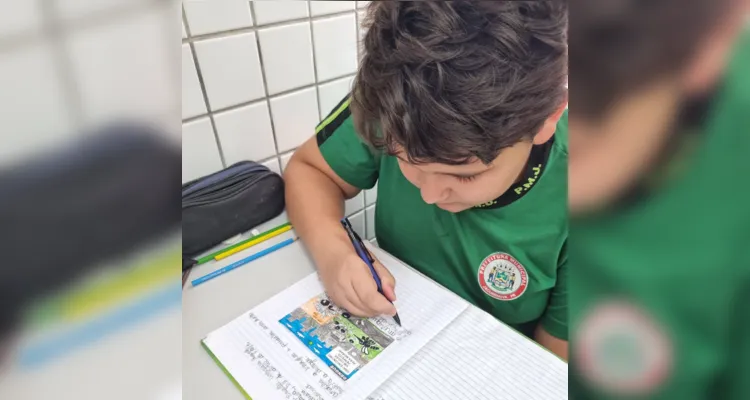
xmin=533 ymin=96 xmax=568 ymax=145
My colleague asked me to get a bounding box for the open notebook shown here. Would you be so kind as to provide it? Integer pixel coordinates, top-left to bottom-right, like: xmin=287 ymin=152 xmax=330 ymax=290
xmin=202 ymin=246 xmax=568 ymax=400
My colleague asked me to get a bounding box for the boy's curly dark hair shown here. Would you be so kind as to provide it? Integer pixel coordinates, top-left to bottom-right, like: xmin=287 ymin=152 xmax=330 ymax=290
xmin=352 ymin=1 xmax=568 ymax=165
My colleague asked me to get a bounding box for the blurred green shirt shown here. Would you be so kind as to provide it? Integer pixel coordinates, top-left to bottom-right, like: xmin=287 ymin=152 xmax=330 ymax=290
xmin=569 ymin=28 xmax=750 ymax=400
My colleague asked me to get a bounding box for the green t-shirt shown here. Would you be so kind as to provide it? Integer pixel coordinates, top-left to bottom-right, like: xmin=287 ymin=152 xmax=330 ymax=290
xmin=569 ymin=29 xmax=750 ymax=399
xmin=316 ymin=102 xmax=569 ymax=340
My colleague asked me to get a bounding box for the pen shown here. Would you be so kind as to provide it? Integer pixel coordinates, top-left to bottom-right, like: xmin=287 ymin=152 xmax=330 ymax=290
xmin=340 ymin=218 xmax=402 ymax=326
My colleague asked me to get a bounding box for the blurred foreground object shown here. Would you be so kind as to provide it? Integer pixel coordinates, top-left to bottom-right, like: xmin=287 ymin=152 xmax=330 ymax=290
xmin=0 ymin=123 xmax=180 ymax=337
xmin=569 ymin=0 xmax=750 ymax=399
xmin=0 ymin=123 xmax=181 ymax=399
xmin=0 ymin=0 xmax=181 ymax=397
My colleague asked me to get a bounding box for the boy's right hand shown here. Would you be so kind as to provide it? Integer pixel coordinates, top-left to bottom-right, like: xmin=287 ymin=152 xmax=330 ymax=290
xmin=318 ymin=250 xmax=397 ymax=318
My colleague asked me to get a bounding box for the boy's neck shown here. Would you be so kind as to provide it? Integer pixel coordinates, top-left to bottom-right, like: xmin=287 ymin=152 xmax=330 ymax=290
xmin=475 ymin=137 xmax=555 ymax=210
xmin=569 ymin=81 xmax=681 ymax=213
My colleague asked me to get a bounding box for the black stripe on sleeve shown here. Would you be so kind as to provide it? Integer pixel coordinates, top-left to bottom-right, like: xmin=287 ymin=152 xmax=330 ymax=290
xmin=316 ymin=94 xmax=352 ymax=146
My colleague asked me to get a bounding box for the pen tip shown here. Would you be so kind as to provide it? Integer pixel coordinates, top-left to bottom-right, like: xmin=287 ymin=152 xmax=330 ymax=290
xmin=393 ymin=313 xmax=402 ymax=326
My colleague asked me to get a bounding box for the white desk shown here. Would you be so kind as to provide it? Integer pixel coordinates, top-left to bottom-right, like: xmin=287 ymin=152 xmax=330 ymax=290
xmin=182 ymin=213 xmax=315 ymax=400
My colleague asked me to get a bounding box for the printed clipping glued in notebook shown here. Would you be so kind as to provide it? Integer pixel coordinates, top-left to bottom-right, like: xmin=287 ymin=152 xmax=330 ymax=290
xmin=201 ymin=246 xmax=568 ymax=400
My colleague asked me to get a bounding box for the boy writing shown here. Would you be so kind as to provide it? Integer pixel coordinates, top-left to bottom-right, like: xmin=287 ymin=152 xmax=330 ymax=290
xmin=285 ymin=1 xmax=569 ymax=358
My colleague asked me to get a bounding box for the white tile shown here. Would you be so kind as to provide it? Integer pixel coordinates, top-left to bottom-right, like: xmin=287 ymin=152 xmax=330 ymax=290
xmin=252 ymin=1 xmax=308 ymax=25
xmin=318 ymin=76 xmax=353 ymax=119
xmin=67 ymin=10 xmax=176 ymax=126
xmin=269 ymin=88 xmax=319 ymax=153
xmin=0 ymin=1 xmax=42 ymax=37
xmin=263 ymin=157 xmax=282 ymax=176
xmin=365 ymin=182 xmax=378 ymax=205
xmin=182 ymin=45 xmax=207 ymax=119
xmin=310 ymin=1 xmax=355 ymax=16
xmin=184 ymin=1 xmax=253 ymax=35
xmin=55 ymin=0 xmax=149 ymax=20
xmin=182 ymin=118 xmax=223 ymax=182
xmin=194 ymin=32 xmax=265 ymax=110
xmin=280 ymin=151 xmax=295 ymax=171
xmin=365 ymin=205 xmax=376 ymax=240
xmin=357 ymin=1 xmax=370 ymax=9
xmin=349 ymin=211 xmax=366 ymax=240
xmin=313 ymin=14 xmax=358 ymax=81
xmin=370 ymin=238 xmax=378 ymax=246
xmin=213 ymin=102 xmax=276 ymax=164
xmin=0 ymin=43 xmax=73 ymax=167
xmin=258 ymin=22 xmax=315 ymax=95
xmin=345 ymin=191 xmax=365 ymax=216
xmin=169 ymin=2 xmax=183 ymax=110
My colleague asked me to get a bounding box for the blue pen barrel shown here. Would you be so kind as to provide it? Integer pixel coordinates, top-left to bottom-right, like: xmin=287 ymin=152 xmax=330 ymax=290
xmin=341 ymin=217 xmax=383 ymax=291
xmin=358 ymin=246 xmax=382 ymax=289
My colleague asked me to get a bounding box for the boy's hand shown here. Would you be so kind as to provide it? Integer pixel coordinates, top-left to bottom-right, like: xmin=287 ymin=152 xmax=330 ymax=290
xmin=319 ymin=250 xmax=397 ymax=318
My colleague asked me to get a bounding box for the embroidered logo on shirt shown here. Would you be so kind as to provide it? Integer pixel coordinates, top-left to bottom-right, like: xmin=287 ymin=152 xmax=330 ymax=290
xmin=574 ymin=300 xmax=673 ymax=396
xmin=477 ymin=252 xmax=528 ymax=301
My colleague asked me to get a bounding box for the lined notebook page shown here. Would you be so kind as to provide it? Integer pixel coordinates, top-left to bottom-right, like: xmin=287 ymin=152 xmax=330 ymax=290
xmin=203 ymin=246 xmax=468 ymax=400
xmin=368 ymin=306 xmax=568 ymax=400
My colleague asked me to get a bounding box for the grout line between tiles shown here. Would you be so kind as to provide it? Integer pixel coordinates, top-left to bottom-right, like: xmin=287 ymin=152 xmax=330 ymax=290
xmin=183 ymin=97 xmax=264 ymax=124
xmin=182 ymin=73 xmax=356 ymax=124
xmin=257 ymin=154 xmax=282 ymax=167
xmin=0 ymin=30 xmax=46 ymax=55
xmin=181 ymin=1 xmax=360 ymax=171
xmin=248 ymin=1 xmax=258 ymax=28
xmin=40 ymin=0 xmax=85 ymax=132
xmin=249 ymin=1 xmax=282 ymax=158
xmin=0 ymin=2 xmax=161 ymax=54
xmin=182 ymin=9 xmax=357 ymax=44
xmin=184 ymin=5 xmax=227 ymax=167
xmin=362 ymin=206 xmax=368 ymax=237
xmin=307 ymin=1 xmax=323 ymax=121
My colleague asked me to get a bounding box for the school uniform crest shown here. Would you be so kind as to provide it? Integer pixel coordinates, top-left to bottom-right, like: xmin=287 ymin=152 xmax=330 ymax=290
xmin=574 ymin=301 xmax=672 ymax=395
xmin=477 ymin=252 xmax=528 ymax=300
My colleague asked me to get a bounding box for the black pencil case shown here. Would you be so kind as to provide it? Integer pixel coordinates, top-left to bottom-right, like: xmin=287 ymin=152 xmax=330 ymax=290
xmin=1 ymin=122 xmax=181 ymax=335
xmin=182 ymin=161 xmax=285 ymax=268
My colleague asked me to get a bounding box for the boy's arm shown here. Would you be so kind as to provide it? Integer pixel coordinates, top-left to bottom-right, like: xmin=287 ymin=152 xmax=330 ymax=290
xmin=536 ymin=244 xmax=569 ymax=360
xmin=284 ymin=136 xmax=361 ymax=270
xmin=536 ymin=324 xmax=568 ymax=361
xmin=284 ymin=101 xmax=395 ymax=317
xmin=285 ymin=96 xmax=380 ymax=271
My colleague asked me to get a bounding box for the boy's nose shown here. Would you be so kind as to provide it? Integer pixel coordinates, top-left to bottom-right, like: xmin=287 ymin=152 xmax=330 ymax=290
xmin=420 ymin=178 xmax=448 ymax=205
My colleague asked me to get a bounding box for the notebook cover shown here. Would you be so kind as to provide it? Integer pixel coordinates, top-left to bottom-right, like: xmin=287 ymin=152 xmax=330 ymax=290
xmin=201 ymin=339 xmax=253 ymax=400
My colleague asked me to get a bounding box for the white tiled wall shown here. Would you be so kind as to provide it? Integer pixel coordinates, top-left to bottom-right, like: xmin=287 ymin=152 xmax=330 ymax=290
xmin=182 ymin=0 xmax=377 ymax=240
xmin=0 ymin=1 xmax=178 ymax=167
xmin=69 ymin=10 xmax=175 ymax=126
